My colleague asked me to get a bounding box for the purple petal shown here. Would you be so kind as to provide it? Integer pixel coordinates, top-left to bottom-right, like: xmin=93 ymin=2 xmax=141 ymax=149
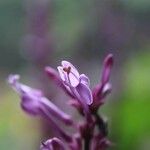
xmin=61 ymin=60 xmax=80 ymax=78
xmin=57 ymin=66 xmax=71 ymax=86
xmin=68 ymin=72 xmax=80 ymax=87
xmin=40 ymin=138 xmax=65 ymax=150
xmin=21 ymin=92 xmax=41 ymax=116
xmin=101 ymin=54 xmax=113 ymax=85
xmin=8 ymin=75 xmax=43 ymax=115
xmin=57 ymin=66 xmax=66 ymax=82
xmin=76 ymin=83 xmax=93 ymax=105
xmin=57 ymin=61 xmax=83 ymax=87
xmin=79 ymin=74 xmax=90 ymax=86
xmin=58 ymin=62 xmax=80 ymax=87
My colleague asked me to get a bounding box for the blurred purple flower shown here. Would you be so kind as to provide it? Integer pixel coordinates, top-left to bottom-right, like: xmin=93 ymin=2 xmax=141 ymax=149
xmin=7 ymin=74 xmax=73 ymax=126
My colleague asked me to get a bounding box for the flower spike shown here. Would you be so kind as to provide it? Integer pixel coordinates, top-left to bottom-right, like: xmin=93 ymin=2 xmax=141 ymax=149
xmin=8 ymin=54 xmax=114 ymax=150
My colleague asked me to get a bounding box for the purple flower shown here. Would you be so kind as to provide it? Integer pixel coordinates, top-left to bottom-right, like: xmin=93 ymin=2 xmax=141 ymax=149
xmin=8 ymin=74 xmax=73 ymax=142
xmin=57 ymin=61 xmax=93 ymax=105
xmin=40 ymin=138 xmax=65 ymax=150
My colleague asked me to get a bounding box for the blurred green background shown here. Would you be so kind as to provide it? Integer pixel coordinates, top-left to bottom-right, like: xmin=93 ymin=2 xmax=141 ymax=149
xmin=0 ymin=0 xmax=150 ymax=149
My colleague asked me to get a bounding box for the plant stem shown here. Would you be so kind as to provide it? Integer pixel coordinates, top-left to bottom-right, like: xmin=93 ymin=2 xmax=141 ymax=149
xmin=84 ymin=135 xmax=91 ymax=150
xmin=95 ymin=113 xmax=108 ymax=136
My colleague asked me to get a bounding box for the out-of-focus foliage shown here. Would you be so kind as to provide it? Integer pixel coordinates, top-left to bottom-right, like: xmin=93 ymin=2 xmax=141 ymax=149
xmin=109 ymin=50 xmax=150 ymax=150
xmin=0 ymin=0 xmax=25 ymax=70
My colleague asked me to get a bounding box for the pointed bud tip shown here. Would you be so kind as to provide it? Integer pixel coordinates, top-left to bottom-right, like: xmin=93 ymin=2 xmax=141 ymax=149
xmin=44 ymin=66 xmax=51 ymax=73
xmin=45 ymin=66 xmax=58 ymax=78
xmin=104 ymin=53 xmax=114 ymax=66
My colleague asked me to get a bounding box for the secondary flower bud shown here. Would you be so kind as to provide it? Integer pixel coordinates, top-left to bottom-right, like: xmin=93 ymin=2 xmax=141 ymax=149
xmin=93 ymin=54 xmax=113 ymax=106
xmin=101 ymin=54 xmax=113 ymax=85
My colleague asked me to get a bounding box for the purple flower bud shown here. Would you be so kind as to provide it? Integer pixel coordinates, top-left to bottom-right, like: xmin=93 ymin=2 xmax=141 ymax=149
xmin=7 ymin=74 xmax=73 ymax=125
xmin=40 ymin=137 xmax=65 ymax=150
xmin=92 ymin=54 xmax=113 ymax=105
xmin=101 ymin=54 xmax=113 ymax=85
